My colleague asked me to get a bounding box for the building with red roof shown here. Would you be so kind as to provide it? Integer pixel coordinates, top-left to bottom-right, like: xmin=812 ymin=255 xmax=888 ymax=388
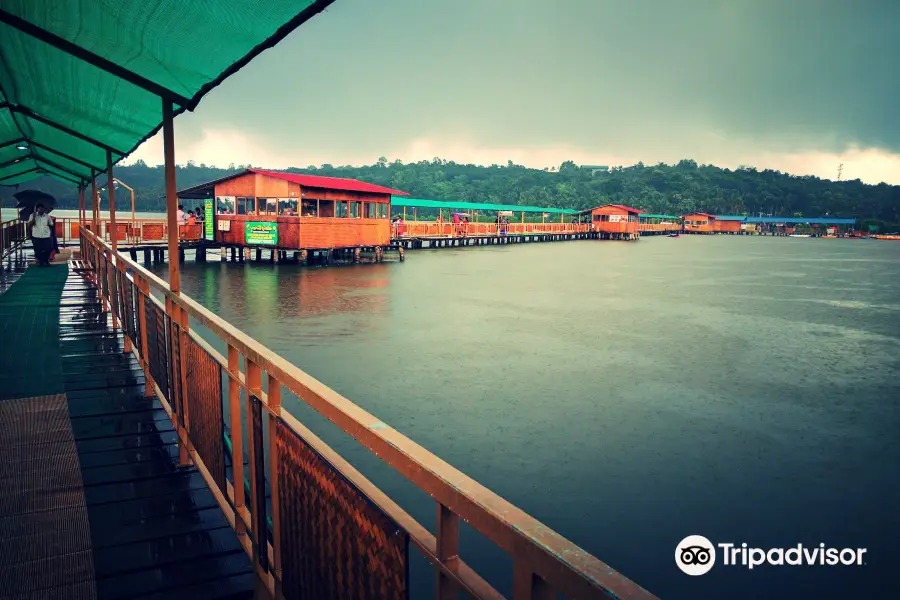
xmin=178 ymin=169 xmax=409 ymax=260
xmin=580 ymin=204 xmax=644 ymax=240
xmin=681 ymin=212 xmax=740 ymax=234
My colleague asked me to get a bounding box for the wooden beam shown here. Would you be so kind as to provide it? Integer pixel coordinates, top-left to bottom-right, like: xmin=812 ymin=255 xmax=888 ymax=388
xmin=9 ymin=104 xmax=127 ymax=155
xmin=0 ymin=9 xmax=192 ymax=107
xmin=0 ymin=166 xmax=39 ymax=183
xmin=0 ymin=157 xmax=30 ymax=170
xmin=44 ymin=170 xmax=83 ymax=186
xmin=32 ymin=155 xmax=90 ymax=181
xmin=27 ymin=141 xmax=104 ymax=171
xmin=0 ymin=137 xmax=26 ymax=150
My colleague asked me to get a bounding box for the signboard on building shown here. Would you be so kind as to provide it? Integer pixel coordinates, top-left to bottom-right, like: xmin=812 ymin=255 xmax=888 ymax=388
xmin=204 ymin=199 xmax=214 ymax=240
xmin=608 ymin=214 xmax=623 ymax=223
xmin=245 ymin=221 xmax=278 ymax=245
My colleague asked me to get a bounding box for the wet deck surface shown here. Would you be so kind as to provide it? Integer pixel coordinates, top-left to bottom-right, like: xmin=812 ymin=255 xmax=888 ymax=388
xmin=1 ymin=262 xmax=255 ymax=600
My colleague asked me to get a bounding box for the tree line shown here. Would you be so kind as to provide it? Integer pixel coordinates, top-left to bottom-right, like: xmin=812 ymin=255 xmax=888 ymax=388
xmin=4 ymin=157 xmax=898 ymax=230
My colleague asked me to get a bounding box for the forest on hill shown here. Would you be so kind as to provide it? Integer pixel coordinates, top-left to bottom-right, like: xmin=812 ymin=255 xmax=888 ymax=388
xmin=4 ymin=157 xmax=899 ymax=229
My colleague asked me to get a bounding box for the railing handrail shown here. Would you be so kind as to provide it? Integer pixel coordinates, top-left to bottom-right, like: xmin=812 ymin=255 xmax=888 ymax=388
xmin=81 ymin=227 xmax=656 ymax=600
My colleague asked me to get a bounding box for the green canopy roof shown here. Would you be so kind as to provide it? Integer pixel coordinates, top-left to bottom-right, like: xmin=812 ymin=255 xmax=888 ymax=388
xmin=0 ymin=1 xmax=333 ymax=187
xmin=639 ymin=214 xmax=680 ymax=220
xmin=391 ymin=197 xmax=579 ymax=215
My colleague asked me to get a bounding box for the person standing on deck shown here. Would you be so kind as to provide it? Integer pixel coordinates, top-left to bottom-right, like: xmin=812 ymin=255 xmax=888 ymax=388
xmin=28 ymin=204 xmax=55 ymax=266
xmin=177 ymin=205 xmax=186 ymax=225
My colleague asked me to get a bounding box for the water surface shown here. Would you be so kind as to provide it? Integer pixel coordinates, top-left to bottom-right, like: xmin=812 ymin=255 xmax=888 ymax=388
xmin=154 ymin=236 xmax=900 ymax=599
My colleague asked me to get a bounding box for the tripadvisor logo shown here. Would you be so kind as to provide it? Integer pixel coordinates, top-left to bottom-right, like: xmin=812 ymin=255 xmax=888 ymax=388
xmin=675 ymin=535 xmax=867 ymax=576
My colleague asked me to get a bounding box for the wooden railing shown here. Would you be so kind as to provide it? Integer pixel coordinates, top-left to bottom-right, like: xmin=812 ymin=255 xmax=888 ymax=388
xmin=55 ymin=218 xmax=203 ymax=245
xmin=638 ymin=223 xmax=682 ymax=233
xmin=79 ymin=226 xmax=657 ymax=600
xmin=1 ymin=218 xmax=26 ymax=259
xmin=395 ymin=222 xmax=592 ymax=238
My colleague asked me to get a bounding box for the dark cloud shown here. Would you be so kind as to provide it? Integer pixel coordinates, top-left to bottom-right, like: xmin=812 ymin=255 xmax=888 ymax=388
xmin=173 ymin=0 xmax=900 ymax=162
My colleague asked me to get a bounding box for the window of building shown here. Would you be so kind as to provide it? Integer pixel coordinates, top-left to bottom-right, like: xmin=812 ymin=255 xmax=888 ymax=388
xmin=278 ymin=198 xmax=298 ymax=216
xmin=236 ymin=197 xmax=253 ymax=215
xmin=365 ymin=202 xmax=377 ymax=219
xmin=301 ymin=199 xmax=318 ymax=217
xmin=256 ymin=198 xmax=277 ymax=215
xmin=318 ymin=200 xmax=335 ymax=218
xmin=349 ymin=201 xmax=361 ymax=218
xmin=216 ymin=196 xmax=235 ymax=215
xmin=379 ymin=203 xmax=389 ymax=219
xmin=336 ymin=201 xmax=348 ymax=218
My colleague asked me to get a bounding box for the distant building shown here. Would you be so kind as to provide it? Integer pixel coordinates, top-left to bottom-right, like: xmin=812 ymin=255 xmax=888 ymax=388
xmin=580 ymin=165 xmax=609 ymax=176
xmin=581 ymin=204 xmax=643 ymax=240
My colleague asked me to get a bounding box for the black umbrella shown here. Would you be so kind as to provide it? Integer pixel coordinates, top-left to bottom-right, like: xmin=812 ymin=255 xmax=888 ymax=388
xmin=14 ymin=189 xmax=57 ymax=221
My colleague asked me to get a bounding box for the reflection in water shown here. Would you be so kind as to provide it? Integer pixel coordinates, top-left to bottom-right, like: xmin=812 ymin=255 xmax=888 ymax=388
xmin=157 ymin=261 xmax=392 ymax=345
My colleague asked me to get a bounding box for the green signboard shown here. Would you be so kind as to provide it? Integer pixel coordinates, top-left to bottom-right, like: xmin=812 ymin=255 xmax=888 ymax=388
xmin=204 ymin=199 xmax=214 ymax=240
xmin=245 ymin=221 xmax=278 ymax=246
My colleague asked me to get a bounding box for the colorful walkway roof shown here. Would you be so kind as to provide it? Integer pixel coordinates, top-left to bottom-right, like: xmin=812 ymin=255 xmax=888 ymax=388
xmin=639 ymin=213 xmax=680 ymax=220
xmin=743 ymin=216 xmax=856 ymax=224
xmin=0 ymin=1 xmax=334 ymax=187
xmin=390 ymin=197 xmax=579 ymax=215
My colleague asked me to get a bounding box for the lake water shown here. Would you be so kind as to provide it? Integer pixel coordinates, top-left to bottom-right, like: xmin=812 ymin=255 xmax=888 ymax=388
xmin=146 ymin=236 xmax=899 ymax=599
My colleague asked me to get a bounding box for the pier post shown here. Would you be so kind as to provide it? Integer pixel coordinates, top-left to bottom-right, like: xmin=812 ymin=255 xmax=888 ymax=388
xmin=179 ymin=247 xmax=185 ymax=262
xmin=162 ymin=99 xmax=180 ymax=294
xmin=143 ymin=249 xmax=151 ymax=264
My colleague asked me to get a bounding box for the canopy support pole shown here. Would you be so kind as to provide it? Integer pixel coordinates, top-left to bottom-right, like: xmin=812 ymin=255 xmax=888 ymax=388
xmin=78 ymin=184 xmax=85 ymax=224
xmin=107 ymin=150 xmax=117 ymax=253
xmin=91 ymin=177 xmax=98 ymax=234
xmin=163 ymin=99 xmax=180 ymax=294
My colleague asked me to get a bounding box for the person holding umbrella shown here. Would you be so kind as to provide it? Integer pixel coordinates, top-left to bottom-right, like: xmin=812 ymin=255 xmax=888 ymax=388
xmin=27 ymin=204 xmax=56 ymax=266
xmin=15 ymin=190 xmax=59 ymax=266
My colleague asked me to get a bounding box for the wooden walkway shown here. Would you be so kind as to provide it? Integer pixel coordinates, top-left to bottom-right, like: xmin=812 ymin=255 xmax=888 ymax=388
xmin=0 ymin=263 xmax=255 ymax=600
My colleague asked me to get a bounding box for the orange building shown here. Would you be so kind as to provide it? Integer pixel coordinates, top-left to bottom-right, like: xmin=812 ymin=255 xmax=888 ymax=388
xmin=682 ymin=212 xmax=716 ymax=234
xmin=582 ymin=204 xmax=643 ymax=240
xmin=712 ymin=217 xmax=743 ymax=234
xmin=178 ymin=169 xmax=408 ymax=256
xmin=682 ymin=213 xmax=743 ymax=234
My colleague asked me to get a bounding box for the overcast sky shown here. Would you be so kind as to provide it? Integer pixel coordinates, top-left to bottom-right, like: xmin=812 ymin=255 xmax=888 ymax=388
xmin=127 ymin=0 xmax=899 ymax=184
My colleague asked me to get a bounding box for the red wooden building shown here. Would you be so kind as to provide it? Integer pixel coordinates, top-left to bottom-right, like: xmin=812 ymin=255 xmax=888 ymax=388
xmin=582 ymin=204 xmax=644 ymax=240
xmin=178 ymin=169 xmax=408 ymax=261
